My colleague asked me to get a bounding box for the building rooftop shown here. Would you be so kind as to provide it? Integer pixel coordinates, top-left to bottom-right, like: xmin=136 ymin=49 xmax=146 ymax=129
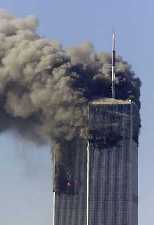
xmin=90 ymin=98 xmax=132 ymax=105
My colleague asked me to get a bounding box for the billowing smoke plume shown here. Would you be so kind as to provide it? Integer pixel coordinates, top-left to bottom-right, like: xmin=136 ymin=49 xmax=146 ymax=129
xmin=0 ymin=10 xmax=141 ymax=156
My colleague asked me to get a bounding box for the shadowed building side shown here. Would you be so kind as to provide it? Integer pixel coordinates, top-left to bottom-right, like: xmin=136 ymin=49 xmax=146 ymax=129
xmin=54 ymin=139 xmax=87 ymax=225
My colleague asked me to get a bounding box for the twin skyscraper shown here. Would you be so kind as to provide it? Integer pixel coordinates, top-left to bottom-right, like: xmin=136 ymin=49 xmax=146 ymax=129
xmin=52 ymin=34 xmax=139 ymax=225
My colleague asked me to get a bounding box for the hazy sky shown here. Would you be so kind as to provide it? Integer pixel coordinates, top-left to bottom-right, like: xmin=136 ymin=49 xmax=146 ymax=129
xmin=0 ymin=0 xmax=153 ymax=225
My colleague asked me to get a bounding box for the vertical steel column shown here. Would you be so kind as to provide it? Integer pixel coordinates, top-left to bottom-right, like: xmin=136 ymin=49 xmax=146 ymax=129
xmin=87 ymin=104 xmax=90 ymax=225
xmin=87 ymin=141 xmax=90 ymax=225
xmin=53 ymin=151 xmax=55 ymax=225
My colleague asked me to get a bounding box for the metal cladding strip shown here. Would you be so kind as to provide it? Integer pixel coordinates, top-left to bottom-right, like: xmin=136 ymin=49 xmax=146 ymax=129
xmin=113 ymin=146 xmax=118 ymax=222
xmin=97 ymin=151 xmax=103 ymax=224
xmin=103 ymin=148 xmax=107 ymax=225
xmin=66 ymin=194 xmax=71 ymax=222
xmin=124 ymin=106 xmax=130 ymax=225
xmin=97 ymin=151 xmax=103 ymax=225
xmin=120 ymin=129 xmax=125 ymax=224
xmin=122 ymin=106 xmax=126 ymax=224
xmin=53 ymin=192 xmax=55 ymax=225
xmin=106 ymin=150 xmax=111 ymax=225
xmin=112 ymin=148 xmax=117 ymax=225
xmin=110 ymin=147 xmax=114 ymax=225
xmin=78 ymin=152 xmax=85 ymax=225
xmin=86 ymin=142 xmax=90 ymax=225
xmin=121 ymin=106 xmax=126 ymax=225
xmin=95 ymin=150 xmax=101 ymax=225
xmin=64 ymin=195 xmax=69 ymax=225
xmin=91 ymin=148 xmax=96 ymax=225
xmin=56 ymin=196 xmax=60 ymax=225
xmin=76 ymin=144 xmax=85 ymax=225
xmin=89 ymin=144 xmax=94 ymax=225
xmin=121 ymin=111 xmax=125 ymax=225
xmin=59 ymin=195 xmax=62 ymax=225
xmin=52 ymin=152 xmax=55 ymax=225
xmin=71 ymin=149 xmax=79 ymax=225
xmin=129 ymin=103 xmax=133 ymax=225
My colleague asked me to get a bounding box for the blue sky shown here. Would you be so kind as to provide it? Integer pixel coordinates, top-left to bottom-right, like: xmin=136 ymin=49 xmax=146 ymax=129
xmin=0 ymin=0 xmax=153 ymax=225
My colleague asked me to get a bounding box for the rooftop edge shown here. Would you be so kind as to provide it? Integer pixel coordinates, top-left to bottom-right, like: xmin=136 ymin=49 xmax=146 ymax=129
xmin=90 ymin=98 xmax=132 ymax=105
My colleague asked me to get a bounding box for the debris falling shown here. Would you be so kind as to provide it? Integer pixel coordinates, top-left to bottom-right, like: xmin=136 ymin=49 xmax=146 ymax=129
xmin=0 ymin=10 xmax=141 ymax=166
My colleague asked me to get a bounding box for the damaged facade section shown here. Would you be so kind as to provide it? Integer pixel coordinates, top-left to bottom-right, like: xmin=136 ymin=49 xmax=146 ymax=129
xmin=54 ymin=139 xmax=87 ymax=225
xmin=87 ymin=99 xmax=139 ymax=225
xmin=88 ymin=98 xmax=140 ymax=147
xmin=53 ymin=139 xmax=86 ymax=195
xmin=53 ymin=98 xmax=139 ymax=225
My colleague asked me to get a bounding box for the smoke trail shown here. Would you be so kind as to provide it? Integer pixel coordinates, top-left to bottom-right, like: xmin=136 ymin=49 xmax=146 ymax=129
xmin=0 ymin=10 xmax=141 ymax=160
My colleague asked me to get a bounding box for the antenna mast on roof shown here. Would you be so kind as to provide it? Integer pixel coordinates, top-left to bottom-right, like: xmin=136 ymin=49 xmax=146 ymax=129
xmin=112 ymin=32 xmax=116 ymax=98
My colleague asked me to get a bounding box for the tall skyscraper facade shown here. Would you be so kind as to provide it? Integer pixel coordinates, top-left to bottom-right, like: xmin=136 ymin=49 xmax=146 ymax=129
xmin=88 ymin=98 xmax=139 ymax=225
xmin=53 ymin=98 xmax=139 ymax=225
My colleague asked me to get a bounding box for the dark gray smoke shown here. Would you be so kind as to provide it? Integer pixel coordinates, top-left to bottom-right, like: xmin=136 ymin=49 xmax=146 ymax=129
xmin=0 ymin=10 xmax=141 ymax=155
